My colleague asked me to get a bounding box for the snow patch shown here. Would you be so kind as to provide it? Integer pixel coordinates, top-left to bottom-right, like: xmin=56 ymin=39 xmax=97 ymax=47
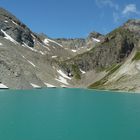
xmin=4 ymin=20 xmax=8 ymax=23
xmin=0 ymin=83 xmax=8 ymax=89
xmin=27 ymin=60 xmax=36 ymax=67
xmin=44 ymin=38 xmax=49 ymax=45
xmin=0 ymin=43 xmax=3 ymax=46
xmin=93 ymin=38 xmax=100 ymax=43
xmin=42 ymin=44 xmax=51 ymax=51
xmin=44 ymin=83 xmax=56 ymax=87
xmin=31 ymin=34 xmax=36 ymax=39
xmin=30 ymin=83 xmax=41 ymax=88
xmin=22 ymin=55 xmax=25 ymax=59
xmin=57 ymin=70 xmax=71 ymax=80
xmin=44 ymin=38 xmax=63 ymax=48
xmin=47 ymin=38 xmax=63 ymax=48
xmin=71 ymin=49 xmax=77 ymax=52
xmin=39 ymin=51 xmax=45 ymax=55
xmin=1 ymin=29 xmax=18 ymax=44
xmin=87 ymin=48 xmax=92 ymax=51
xmin=23 ymin=42 xmax=38 ymax=52
xmin=11 ymin=20 xmax=18 ymax=26
xmin=31 ymin=34 xmax=36 ymax=43
xmin=55 ymin=76 xmax=69 ymax=85
xmin=22 ymin=55 xmax=36 ymax=67
xmin=80 ymin=69 xmax=86 ymax=74
xmin=52 ymin=56 xmax=57 ymax=58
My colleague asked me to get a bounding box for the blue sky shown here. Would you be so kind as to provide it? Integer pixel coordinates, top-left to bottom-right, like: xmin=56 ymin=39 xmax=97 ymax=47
xmin=0 ymin=0 xmax=140 ymax=38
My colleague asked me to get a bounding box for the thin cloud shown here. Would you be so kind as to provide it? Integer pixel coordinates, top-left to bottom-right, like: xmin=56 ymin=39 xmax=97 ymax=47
xmin=95 ymin=0 xmax=119 ymax=10
xmin=95 ymin=0 xmax=120 ymax=23
xmin=95 ymin=1 xmax=140 ymax=24
xmin=113 ymin=12 xmax=120 ymax=23
xmin=122 ymin=4 xmax=140 ymax=15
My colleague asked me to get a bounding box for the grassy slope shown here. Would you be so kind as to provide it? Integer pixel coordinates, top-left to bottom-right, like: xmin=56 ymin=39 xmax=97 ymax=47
xmin=132 ymin=52 xmax=140 ymax=61
xmin=88 ymin=64 xmax=121 ymax=89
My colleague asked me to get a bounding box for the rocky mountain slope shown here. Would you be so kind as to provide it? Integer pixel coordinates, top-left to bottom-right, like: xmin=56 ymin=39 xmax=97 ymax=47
xmin=0 ymin=7 xmax=140 ymax=92
xmin=54 ymin=32 xmax=104 ymax=55
xmin=60 ymin=19 xmax=140 ymax=92
xmin=0 ymin=8 xmax=75 ymax=89
xmin=0 ymin=8 xmax=103 ymax=89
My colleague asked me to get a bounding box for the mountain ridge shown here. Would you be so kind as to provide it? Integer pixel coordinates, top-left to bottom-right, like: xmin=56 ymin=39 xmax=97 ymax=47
xmin=0 ymin=7 xmax=140 ymax=92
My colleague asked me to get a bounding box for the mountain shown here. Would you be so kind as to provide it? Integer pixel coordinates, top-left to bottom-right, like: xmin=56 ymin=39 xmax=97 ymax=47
xmin=54 ymin=32 xmax=104 ymax=54
xmin=0 ymin=7 xmax=140 ymax=92
xmin=0 ymin=7 xmax=103 ymax=89
xmin=60 ymin=19 xmax=140 ymax=92
xmin=0 ymin=8 xmax=74 ymax=89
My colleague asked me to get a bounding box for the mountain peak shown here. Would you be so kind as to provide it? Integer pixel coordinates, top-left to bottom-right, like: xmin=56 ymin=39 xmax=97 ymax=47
xmin=0 ymin=7 xmax=17 ymax=21
xmin=123 ymin=19 xmax=140 ymax=33
xmin=88 ymin=31 xmax=103 ymax=39
xmin=126 ymin=19 xmax=140 ymax=23
xmin=0 ymin=7 xmax=35 ymax=47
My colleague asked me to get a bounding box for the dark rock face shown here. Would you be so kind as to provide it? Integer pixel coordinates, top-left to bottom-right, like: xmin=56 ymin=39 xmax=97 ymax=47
xmin=0 ymin=8 xmax=34 ymax=47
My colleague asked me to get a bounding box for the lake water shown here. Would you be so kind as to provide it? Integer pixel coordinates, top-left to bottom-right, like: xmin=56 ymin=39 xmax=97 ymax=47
xmin=0 ymin=88 xmax=140 ymax=140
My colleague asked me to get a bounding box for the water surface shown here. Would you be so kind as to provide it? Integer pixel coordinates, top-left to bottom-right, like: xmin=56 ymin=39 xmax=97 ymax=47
xmin=0 ymin=88 xmax=140 ymax=140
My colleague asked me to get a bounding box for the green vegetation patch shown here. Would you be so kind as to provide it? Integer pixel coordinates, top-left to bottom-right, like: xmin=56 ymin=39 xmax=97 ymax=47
xmin=132 ymin=52 xmax=140 ymax=61
xmin=116 ymin=75 xmax=126 ymax=82
xmin=72 ymin=64 xmax=81 ymax=80
xmin=106 ymin=64 xmax=121 ymax=76
xmin=88 ymin=77 xmax=107 ymax=89
xmin=105 ymin=64 xmax=117 ymax=72
xmin=89 ymin=64 xmax=121 ymax=89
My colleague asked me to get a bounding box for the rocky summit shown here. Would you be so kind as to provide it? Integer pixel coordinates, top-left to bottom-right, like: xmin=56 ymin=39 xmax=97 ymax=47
xmin=0 ymin=8 xmax=140 ymax=92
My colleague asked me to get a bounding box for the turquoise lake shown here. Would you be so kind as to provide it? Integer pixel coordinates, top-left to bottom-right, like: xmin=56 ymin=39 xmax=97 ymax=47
xmin=0 ymin=88 xmax=140 ymax=140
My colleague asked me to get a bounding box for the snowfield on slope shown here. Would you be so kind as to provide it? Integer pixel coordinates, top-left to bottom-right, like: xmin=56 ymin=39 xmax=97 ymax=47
xmin=27 ymin=60 xmax=36 ymax=67
xmin=71 ymin=49 xmax=77 ymax=53
xmin=55 ymin=76 xmax=69 ymax=85
xmin=44 ymin=83 xmax=56 ymax=87
xmin=1 ymin=29 xmax=19 ymax=44
xmin=0 ymin=83 xmax=8 ymax=89
xmin=30 ymin=83 xmax=41 ymax=88
xmin=44 ymin=38 xmax=63 ymax=48
xmin=93 ymin=38 xmax=100 ymax=43
xmin=57 ymin=70 xmax=71 ymax=80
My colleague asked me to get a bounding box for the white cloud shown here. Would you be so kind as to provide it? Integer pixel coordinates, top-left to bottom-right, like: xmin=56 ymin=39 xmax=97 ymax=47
xmin=95 ymin=0 xmax=119 ymax=10
xmin=95 ymin=1 xmax=140 ymax=24
xmin=122 ymin=4 xmax=140 ymax=15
